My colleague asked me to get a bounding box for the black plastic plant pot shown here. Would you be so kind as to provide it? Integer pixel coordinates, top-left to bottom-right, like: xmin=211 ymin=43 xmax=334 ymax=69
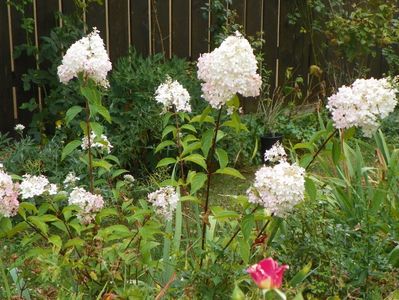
xmin=260 ymin=134 xmax=283 ymax=162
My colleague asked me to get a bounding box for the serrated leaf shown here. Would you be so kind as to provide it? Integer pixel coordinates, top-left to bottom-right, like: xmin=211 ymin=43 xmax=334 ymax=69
xmin=305 ymin=177 xmax=317 ymax=201
xmin=65 ymin=106 xmax=82 ymax=125
xmin=289 ymin=261 xmax=313 ymax=287
xmin=155 ymin=140 xmax=175 ymax=153
xmin=239 ymin=238 xmax=250 ymax=264
xmin=156 ymin=157 xmax=177 ymax=168
xmin=61 ymin=140 xmax=81 ymax=161
xmin=215 ymin=167 xmax=245 ymax=179
xmin=241 ymin=214 xmax=255 ymax=241
xmin=190 ymin=172 xmax=207 ymax=194
xmin=215 ymin=148 xmax=228 ymax=168
xmin=183 ymin=154 xmax=207 ymax=170
xmin=181 ymin=124 xmax=197 ymax=133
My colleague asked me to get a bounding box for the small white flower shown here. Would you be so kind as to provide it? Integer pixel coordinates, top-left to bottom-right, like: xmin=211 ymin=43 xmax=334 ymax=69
xmin=19 ymin=174 xmax=58 ymax=199
xmin=123 ymin=174 xmax=135 ymax=183
xmin=147 ymin=186 xmax=179 ymax=220
xmin=155 ymin=76 xmax=191 ymax=113
xmin=81 ymin=131 xmax=113 ymax=154
xmin=14 ymin=124 xmax=25 ymax=132
xmin=64 ymin=172 xmax=80 ymax=187
xmin=264 ymin=141 xmax=286 ymax=163
xmin=68 ymin=187 xmax=104 ymax=224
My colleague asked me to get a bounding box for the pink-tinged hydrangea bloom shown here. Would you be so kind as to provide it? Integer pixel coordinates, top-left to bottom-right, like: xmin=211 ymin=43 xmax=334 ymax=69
xmin=247 ymin=258 xmax=289 ymax=290
xmin=326 ymin=78 xmax=397 ymax=137
xmin=0 ymin=170 xmax=19 ymax=217
xmin=247 ymin=161 xmax=305 ymax=217
xmin=147 ymin=186 xmax=179 ymax=220
xmin=197 ymin=31 xmax=262 ymax=108
xmin=68 ymin=187 xmax=104 ymax=224
xmin=155 ymin=76 xmax=192 ymax=113
xmin=19 ymin=174 xmax=57 ymax=199
xmin=57 ymin=28 xmax=112 ymax=88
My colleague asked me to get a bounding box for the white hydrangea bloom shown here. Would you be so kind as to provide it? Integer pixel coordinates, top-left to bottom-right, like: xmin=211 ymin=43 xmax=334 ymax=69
xmin=247 ymin=161 xmax=305 ymax=217
xmin=155 ymin=77 xmax=192 ymax=113
xmin=19 ymin=174 xmax=56 ymax=199
xmin=81 ymin=131 xmax=113 ymax=154
xmin=197 ymin=31 xmax=262 ymax=108
xmin=0 ymin=170 xmax=19 ymax=217
xmin=68 ymin=187 xmax=104 ymax=224
xmin=326 ymin=78 xmax=397 ymax=137
xmin=64 ymin=172 xmax=80 ymax=187
xmin=57 ymin=27 xmax=112 ymax=88
xmin=147 ymin=186 xmax=179 ymax=220
xmin=14 ymin=124 xmax=25 ymax=132
xmin=264 ymin=141 xmax=286 ymax=163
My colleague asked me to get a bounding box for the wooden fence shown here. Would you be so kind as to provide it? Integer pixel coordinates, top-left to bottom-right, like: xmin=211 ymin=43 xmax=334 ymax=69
xmin=0 ymin=0 xmax=387 ymax=133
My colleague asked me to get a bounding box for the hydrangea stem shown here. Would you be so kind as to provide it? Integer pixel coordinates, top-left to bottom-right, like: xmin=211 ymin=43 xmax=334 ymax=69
xmin=85 ymin=101 xmax=94 ymax=193
xmin=200 ymin=107 xmax=223 ymax=265
xmin=305 ymin=128 xmax=338 ymax=171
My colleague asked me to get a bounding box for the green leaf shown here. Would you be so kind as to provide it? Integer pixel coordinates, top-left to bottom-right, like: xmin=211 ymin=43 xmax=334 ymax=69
xmin=239 ymin=238 xmax=250 ymax=264
xmin=92 ymin=159 xmax=113 ymax=171
xmin=215 ymin=148 xmax=228 ymax=168
xmin=241 ymin=214 xmax=255 ymax=241
xmin=389 ymin=245 xmax=399 ymax=267
xmin=211 ymin=206 xmax=240 ymax=220
xmin=162 ymin=125 xmax=176 ymax=139
xmin=190 ymin=172 xmax=207 ymax=194
xmin=332 ymin=139 xmax=341 ymax=164
xmin=155 ymin=140 xmax=175 ymax=153
xmin=201 ymin=129 xmax=214 ymax=157
xmin=27 ymin=216 xmax=48 ymax=235
xmin=289 ymin=261 xmax=313 ymax=287
xmin=90 ymin=122 xmax=104 ymax=137
xmin=215 ymin=167 xmax=245 ymax=179
xmin=305 ymin=177 xmax=317 ymax=201
xmin=111 ymin=169 xmax=128 ymax=179
xmin=64 ymin=238 xmax=85 ymax=249
xmin=65 ymin=106 xmax=82 ymax=125
xmin=156 ymin=157 xmax=177 ymax=168
xmin=0 ymin=218 xmax=12 ymax=234
xmin=96 ymin=105 xmax=112 ymax=123
xmin=96 ymin=208 xmax=118 ymax=223
xmin=61 ymin=140 xmax=81 ymax=161
xmin=183 ymin=154 xmax=207 ymax=170
xmin=181 ymin=124 xmax=197 ymax=133
xmin=49 ymin=235 xmax=62 ymax=251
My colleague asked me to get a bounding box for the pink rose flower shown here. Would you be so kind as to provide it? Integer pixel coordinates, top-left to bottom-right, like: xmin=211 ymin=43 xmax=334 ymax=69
xmin=247 ymin=258 xmax=289 ymax=289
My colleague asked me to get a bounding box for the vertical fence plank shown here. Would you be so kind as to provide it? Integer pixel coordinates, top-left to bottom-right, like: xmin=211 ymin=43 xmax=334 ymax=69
xmin=278 ymin=1 xmax=310 ymax=90
xmin=263 ymin=0 xmax=279 ymax=90
xmin=62 ymin=0 xmax=76 ymax=16
xmin=230 ymin=0 xmax=245 ymax=31
xmin=246 ymin=0 xmax=262 ymax=37
xmin=108 ymin=0 xmax=129 ymax=64
xmin=131 ymin=0 xmax=150 ymax=56
xmin=191 ymin=0 xmax=208 ymax=59
xmin=87 ymin=1 xmax=106 ymax=40
xmin=0 ymin=1 xmax=15 ymax=133
xmin=172 ymin=0 xmax=190 ymax=57
xmin=152 ymin=0 xmax=170 ymax=57
xmin=11 ymin=2 xmax=37 ymax=127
